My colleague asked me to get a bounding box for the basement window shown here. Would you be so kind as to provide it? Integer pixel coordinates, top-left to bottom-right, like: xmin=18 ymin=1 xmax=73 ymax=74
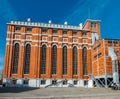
xmin=41 ymin=80 xmax=46 ymax=85
xmin=12 ymin=79 xmax=17 ymax=85
xmin=23 ymin=79 xmax=29 ymax=84
xmin=52 ymin=80 xmax=57 ymax=85
xmin=63 ymin=80 xmax=67 ymax=85
xmin=84 ymin=80 xmax=88 ymax=86
xmin=74 ymin=80 xmax=78 ymax=85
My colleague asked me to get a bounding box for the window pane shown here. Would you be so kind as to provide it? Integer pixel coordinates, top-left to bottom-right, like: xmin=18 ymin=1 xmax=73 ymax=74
xmin=15 ymin=26 xmax=21 ymax=31
xmin=91 ymin=22 xmax=96 ymax=28
xmin=62 ymin=46 xmax=67 ymax=75
xmin=12 ymin=43 xmax=19 ymax=74
xmin=42 ymin=28 xmax=47 ymax=33
xmin=73 ymin=46 xmax=78 ymax=75
xmin=24 ymin=44 xmax=31 ymax=74
xmin=52 ymin=29 xmax=57 ymax=34
xmin=83 ymin=47 xmax=88 ymax=75
xmin=52 ymin=45 xmax=57 ymax=74
xmin=62 ymin=30 xmax=67 ymax=34
xmin=63 ymin=80 xmax=67 ymax=85
xmin=41 ymin=80 xmax=46 ymax=85
xmin=26 ymin=27 xmax=32 ymax=32
xmin=41 ymin=45 xmax=46 ymax=74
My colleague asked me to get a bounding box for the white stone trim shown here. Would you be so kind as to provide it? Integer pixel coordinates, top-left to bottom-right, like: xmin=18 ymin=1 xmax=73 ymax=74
xmin=3 ymin=78 xmax=95 ymax=88
xmin=7 ymin=32 xmax=92 ymax=40
xmin=6 ymin=38 xmax=92 ymax=46
xmin=8 ymin=20 xmax=82 ymax=30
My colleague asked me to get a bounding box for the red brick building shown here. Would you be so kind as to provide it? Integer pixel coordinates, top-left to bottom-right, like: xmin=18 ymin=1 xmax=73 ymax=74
xmin=3 ymin=19 xmax=120 ymax=87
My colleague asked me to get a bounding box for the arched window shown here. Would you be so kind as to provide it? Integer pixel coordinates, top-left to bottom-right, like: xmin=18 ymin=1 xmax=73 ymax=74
xmin=41 ymin=45 xmax=46 ymax=74
xmin=52 ymin=45 xmax=57 ymax=74
xmin=73 ymin=46 xmax=78 ymax=75
xmin=12 ymin=43 xmax=19 ymax=74
xmin=62 ymin=46 xmax=67 ymax=75
xmin=83 ymin=47 xmax=88 ymax=75
xmin=24 ymin=44 xmax=31 ymax=74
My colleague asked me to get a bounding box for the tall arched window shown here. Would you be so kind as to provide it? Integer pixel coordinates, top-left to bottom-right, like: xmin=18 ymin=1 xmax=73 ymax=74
xmin=83 ymin=47 xmax=88 ymax=75
xmin=73 ymin=46 xmax=78 ymax=75
xmin=12 ymin=43 xmax=19 ymax=74
xmin=41 ymin=45 xmax=46 ymax=74
xmin=24 ymin=44 xmax=31 ymax=74
xmin=62 ymin=46 xmax=67 ymax=75
xmin=52 ymin=45 xmax=57 ymax=74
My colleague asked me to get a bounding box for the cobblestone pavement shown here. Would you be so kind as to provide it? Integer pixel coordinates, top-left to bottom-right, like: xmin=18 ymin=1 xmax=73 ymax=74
xmin=0 ymin=87 xmax=120 ymax=99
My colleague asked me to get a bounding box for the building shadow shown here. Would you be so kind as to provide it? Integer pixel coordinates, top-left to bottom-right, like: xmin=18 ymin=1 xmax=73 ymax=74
xmin=0 ymin=87 xmax=39 ymax=93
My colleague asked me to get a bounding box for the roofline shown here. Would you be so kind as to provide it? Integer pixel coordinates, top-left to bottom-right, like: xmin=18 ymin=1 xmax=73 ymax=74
xmin=83 ymin=19 xmax=101 ymax=28
xmin=102 ymin=38 xmax=120 ymax=40
xmin=7 ymin=20 xmax=83 ymax=30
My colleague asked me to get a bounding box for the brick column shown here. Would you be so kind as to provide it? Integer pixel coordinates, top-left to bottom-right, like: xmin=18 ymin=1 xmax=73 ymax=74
xmin=18 ymin=43 xmax=25 ymax=78
xmin=67 ymin=46 xmax=72 ymax=78
xmin=7 ymin=43 xmax=14 ymax=78
xmin=78 ymin=48 xmax=83 ymax=78
xmin=46 ymin=45 xmax=52 ymax=78
xmin=3 ymin=44 xmax=10 ymax=78
xmin=30 ymin=43 xmax=36 ymax=78
xmin=57 ymin=46 xmax=62 ymax=78
xmin=87 ymin=48 xmax=92 ymax=75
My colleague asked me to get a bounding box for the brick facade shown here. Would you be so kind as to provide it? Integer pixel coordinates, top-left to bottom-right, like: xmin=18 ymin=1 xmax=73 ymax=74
xmin=3 ymin=19 xmax=120 ymax=87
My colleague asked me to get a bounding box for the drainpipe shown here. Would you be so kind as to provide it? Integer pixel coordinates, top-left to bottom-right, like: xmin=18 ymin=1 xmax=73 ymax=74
xmin=103 ymin=40 xmax=107 ymax=88
xmin=108 ymin=47 xmax=119 ymax=84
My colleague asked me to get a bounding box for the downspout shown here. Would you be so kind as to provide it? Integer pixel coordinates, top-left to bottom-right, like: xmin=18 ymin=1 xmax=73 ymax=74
xmin=108 ymin=47 xmax=119 ymax=83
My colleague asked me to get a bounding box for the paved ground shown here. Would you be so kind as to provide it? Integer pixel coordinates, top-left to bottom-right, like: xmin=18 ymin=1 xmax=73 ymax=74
xmin=0 ymin=87 xmax=120 ymax=99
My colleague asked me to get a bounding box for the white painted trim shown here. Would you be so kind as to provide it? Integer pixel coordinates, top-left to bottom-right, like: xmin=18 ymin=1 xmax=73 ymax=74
xmin=6 ymin=38 xmax=92 ymax=46
xmin=3 ymin=78 xmax=94 ymax=87
xmin=7 ymin=32 xmax=92 ymax=40
xmin=8 ymin=20 xmax=82 ymax=30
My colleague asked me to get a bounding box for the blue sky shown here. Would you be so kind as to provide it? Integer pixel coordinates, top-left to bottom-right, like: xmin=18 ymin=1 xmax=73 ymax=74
xmin=0 ymin=0 xmax=120 ymax=69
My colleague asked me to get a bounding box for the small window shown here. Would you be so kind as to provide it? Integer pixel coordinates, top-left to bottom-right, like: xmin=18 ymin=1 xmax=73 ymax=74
xmin=23 ymin=79 xmax=29 ymax=84
xmin=98 ymin=52 xmax=102 ymax=56
xmin=52 ymin=80 xmax=57 ymax=85
xmin=63 ymin=80 xmax=67 ymax=85
xmin=15 ymin=26 xmax=21 ymax=31
xmin=113 ymin=40 xmax=118 ymax=44
xmin=62 ymin=30 xmax=67 ymax=34
xmin=108 ymin=40 xmax=112 ymax=44
xmin=115 ymin=50 xmax=119 ymax=54
xmin=52 ymin=29 xmax=57 ymax=34
xmin=26 ymin=27 xmax=32 ymax=32
xmin=42 ymin=28 xmax=47 ymax=33
xmin=41 ymin=80 xmax=46 ymax=85
xmin=93 ymin=44 xmax=101 ymax=50
xmin=91 ymin=22 xmax=96 ymax=28
xmin=82 ymin=31 xmax=87 ymax=35
xmin=73 ymin=30 xmax=77 ymax=35
xmin=74 ymin=80 xmax=78 ymax=85
xmin=94 ymin=54 xmax=97 ymax=59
